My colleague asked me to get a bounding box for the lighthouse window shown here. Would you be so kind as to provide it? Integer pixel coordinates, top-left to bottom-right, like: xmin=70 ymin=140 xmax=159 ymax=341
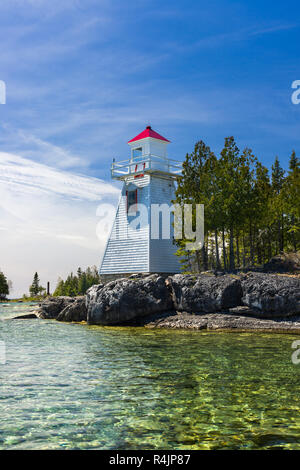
xmin=133 ymin=147 xmax=143 ymax=159
xmin=127 ymin=189 xmax=137 ymax=212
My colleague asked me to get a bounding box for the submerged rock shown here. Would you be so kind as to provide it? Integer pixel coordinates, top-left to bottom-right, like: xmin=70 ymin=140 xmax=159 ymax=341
xmin=166 ymin=274 xmax=243 ymax=313
xmin=56 ymin=297 xmax=87 ymax=322
xmin=86 ymin=275 xmax=173 ymax=325
xmin=12 ymin=313 xmax=38 ymax=320
xmin=241 ymin=272 xmax=300 ymax=316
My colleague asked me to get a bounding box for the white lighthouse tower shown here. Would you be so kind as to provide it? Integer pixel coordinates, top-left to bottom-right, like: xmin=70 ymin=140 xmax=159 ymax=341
xmin=99 ymin=126 xmax=182 ymax=279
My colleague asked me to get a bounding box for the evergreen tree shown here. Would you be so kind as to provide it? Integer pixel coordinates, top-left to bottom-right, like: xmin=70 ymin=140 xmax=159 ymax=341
xmin=0 ymin=271 xmax=9 ymax=300
xmin=282 ymin=151 xmax=300 ymax=251
xmin=29 ymin=272 xmax=45 ymax=297
xmin=271 ymin=157 xmax=286 ymax=252
xmin=175 ymin=140 xmax=216 ymax=271
xmin=53 ymin=266 xmax=100 ymax=297
xmin=174 ymin=137 xmax=299 ymax=273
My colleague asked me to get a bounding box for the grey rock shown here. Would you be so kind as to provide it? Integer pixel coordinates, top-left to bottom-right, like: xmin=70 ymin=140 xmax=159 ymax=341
xmin=37 ymin=296 xmax=76 ymax=319
xmin=241 ymin=272 xmax=300 ymax=316
xmin=86 ymin=275 xmax=173 ymax=325
xmin=56 ymin=297 xmax=87 ymax=322
xmin=12 ymin=313 xmax=38 ymax=319
xmin=166 ymin=274 xmax=243 ymax=313
xmin=145 ymin=310 xmax=300 ymax=332
xmin=263 ymin=251 xmax=300 ymax=273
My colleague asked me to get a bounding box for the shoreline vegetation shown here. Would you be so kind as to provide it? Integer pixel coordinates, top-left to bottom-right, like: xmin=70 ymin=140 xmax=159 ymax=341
xmin=174 ymin=140 xmax=299 ymax=273
xmin=1 ymin=266 xmax=100 ymax=303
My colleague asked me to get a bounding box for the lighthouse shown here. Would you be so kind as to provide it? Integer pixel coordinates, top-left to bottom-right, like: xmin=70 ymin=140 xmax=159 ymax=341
xmin=99 ymin=126 xmax=182 ymax=280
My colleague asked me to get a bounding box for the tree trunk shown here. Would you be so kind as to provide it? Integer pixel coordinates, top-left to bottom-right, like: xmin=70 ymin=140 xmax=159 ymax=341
xmin=292 ymin=215 xmax=297 ymax=252
xmin=201 ymin=241 xmax=208 ymax=271
xmin=268 ymin=228 xmax=272 ymax=260
xmin=229 ymin=226 xmax=235 ymax=271
xmin=281 ymin=214 xmax=284 ymax=252
xmin=249 ymin=221 xmax=254 ymax=265
xmin=255 ymin=225 xmax=262 ymax=265
xmin=196 ymin=250 xmax=201 ymax=273
xmin=215 ymin=230 xmax=221 ymax=270
xmin=222 ymin=228 xmax=227 ymax=271
xmin=236 ymin=232 xmax=240 ymax=268
xmin=278 ymin=218 xmax=281 ymax=253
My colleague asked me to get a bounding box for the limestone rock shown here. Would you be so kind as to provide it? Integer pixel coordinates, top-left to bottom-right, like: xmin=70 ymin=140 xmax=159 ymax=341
xmin=241 ymin=272 xmax=300 ymax=316
xmin=86 ymin=275 xmax=172 ymax=325
xmin=37 ymin=297 xmax=76 ymax=319
xmin=56 ymin=297 xmax=87 ymax=322
xmin=166 ymin=274 xmax=243 ymax=313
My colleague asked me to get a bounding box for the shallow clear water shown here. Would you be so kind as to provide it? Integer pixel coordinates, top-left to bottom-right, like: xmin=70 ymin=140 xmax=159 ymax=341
xmin=1 ymin=302 xmax=300 ymax=450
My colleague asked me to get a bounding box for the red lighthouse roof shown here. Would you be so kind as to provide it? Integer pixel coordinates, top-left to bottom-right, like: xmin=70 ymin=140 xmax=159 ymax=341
xmin=128 ymin=126 xmax=170 ymax=144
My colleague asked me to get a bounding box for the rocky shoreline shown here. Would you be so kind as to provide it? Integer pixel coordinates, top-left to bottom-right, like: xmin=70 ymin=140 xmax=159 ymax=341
xmin=30 ymin=272 xmax=300 ymax=333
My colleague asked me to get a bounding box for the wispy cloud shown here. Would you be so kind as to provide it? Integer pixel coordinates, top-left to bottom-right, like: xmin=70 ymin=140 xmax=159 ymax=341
xmin=0 ymin=151 xmax=118 ymax=200
xmin=0 ymin=151 xmax=119 ymax=296
xmin=164 ymin=22 xmax=298 ymax=54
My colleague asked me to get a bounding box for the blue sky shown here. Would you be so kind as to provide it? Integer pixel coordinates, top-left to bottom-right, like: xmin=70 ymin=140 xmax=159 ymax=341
xmin=0 ymin=0 xmax=299 ymax=296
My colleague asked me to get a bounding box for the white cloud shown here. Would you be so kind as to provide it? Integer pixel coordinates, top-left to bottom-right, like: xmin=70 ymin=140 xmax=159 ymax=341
xmin=1 ymin=128 xmax=88 ymax=169
xmin=0 ymin=151 xmax=119 ymax=297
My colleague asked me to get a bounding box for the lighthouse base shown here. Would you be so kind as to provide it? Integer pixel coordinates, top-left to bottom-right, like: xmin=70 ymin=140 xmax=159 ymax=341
xmin=99 ymin=272 xmax=178 ymax=285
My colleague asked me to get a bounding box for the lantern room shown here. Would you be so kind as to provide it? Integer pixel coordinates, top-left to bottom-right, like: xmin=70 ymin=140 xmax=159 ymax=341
xmin=111 ymin=125 xmax=181 ymax=180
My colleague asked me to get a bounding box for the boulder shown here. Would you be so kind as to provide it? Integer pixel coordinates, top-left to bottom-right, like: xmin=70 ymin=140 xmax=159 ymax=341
xmin=241 ymin=272 xmax=300 ymax=316
xmin=263 ymin=251 xmax=300 ymax=273
xmin=166 ymin=274 xmax=243 ymax=313
xmin=37 ymin=296 xmax=76 ymax=319
xmin=56 ymin=297 xmax=87 ymax=322
xmin=86 ymin=275 xmax=173 ymax=325
xmin=12 ymin=313 xmax=38 ymax=319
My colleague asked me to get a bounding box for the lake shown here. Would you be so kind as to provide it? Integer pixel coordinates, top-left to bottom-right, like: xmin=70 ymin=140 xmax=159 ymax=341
xmin=1 ymin=302 xmax=300 ymax=450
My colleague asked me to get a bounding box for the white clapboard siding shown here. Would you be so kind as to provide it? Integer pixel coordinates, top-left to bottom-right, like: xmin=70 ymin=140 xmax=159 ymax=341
xmin=100 ymin=175 xmax=150 ymax=274
xmin=149 ymin=176 xmax=181 ymax=273
xmin=100 ymin=174 xmax=181 ymax=274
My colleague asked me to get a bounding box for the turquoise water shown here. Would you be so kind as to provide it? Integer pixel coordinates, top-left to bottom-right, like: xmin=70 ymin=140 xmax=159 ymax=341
xmin=1 ymin=302 xmax=300 ymax=450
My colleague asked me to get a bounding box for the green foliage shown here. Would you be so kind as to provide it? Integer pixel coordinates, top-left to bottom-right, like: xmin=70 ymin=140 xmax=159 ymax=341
xmin=53 ymin=266 xmax=100 ymax=297
xmin=0 ymin=271 xmax=10 ymax=300
xmin=175 ymin=138 xmax=300 ymax=272
xmin=29 ymin=272 xmax=46 ymax=297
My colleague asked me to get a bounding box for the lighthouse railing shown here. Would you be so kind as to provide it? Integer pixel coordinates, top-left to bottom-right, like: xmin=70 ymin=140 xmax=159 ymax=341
xmin=111 ymin=154 xmax=182 ymax=179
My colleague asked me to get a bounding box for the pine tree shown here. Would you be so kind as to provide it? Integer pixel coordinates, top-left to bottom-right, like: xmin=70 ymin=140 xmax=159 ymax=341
xmin=29 ymin=272 xmax=45 ymax=297
xmin=175 ymin=140 xmax=216 ymax=271
xmin=282 ymin=151 xmax=300 ymax=251
xmin=218 ymin=137 xmax=242 ymax=270
xmin=174 ymin=136 xmax=298 ymax=273
xmin=271 ymin=157 xmax=286 ymax=252
xmin=0 ymin=271 xmax=9 ymax=300
xmin=53 ymin=266 xmax=100 ymax=297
